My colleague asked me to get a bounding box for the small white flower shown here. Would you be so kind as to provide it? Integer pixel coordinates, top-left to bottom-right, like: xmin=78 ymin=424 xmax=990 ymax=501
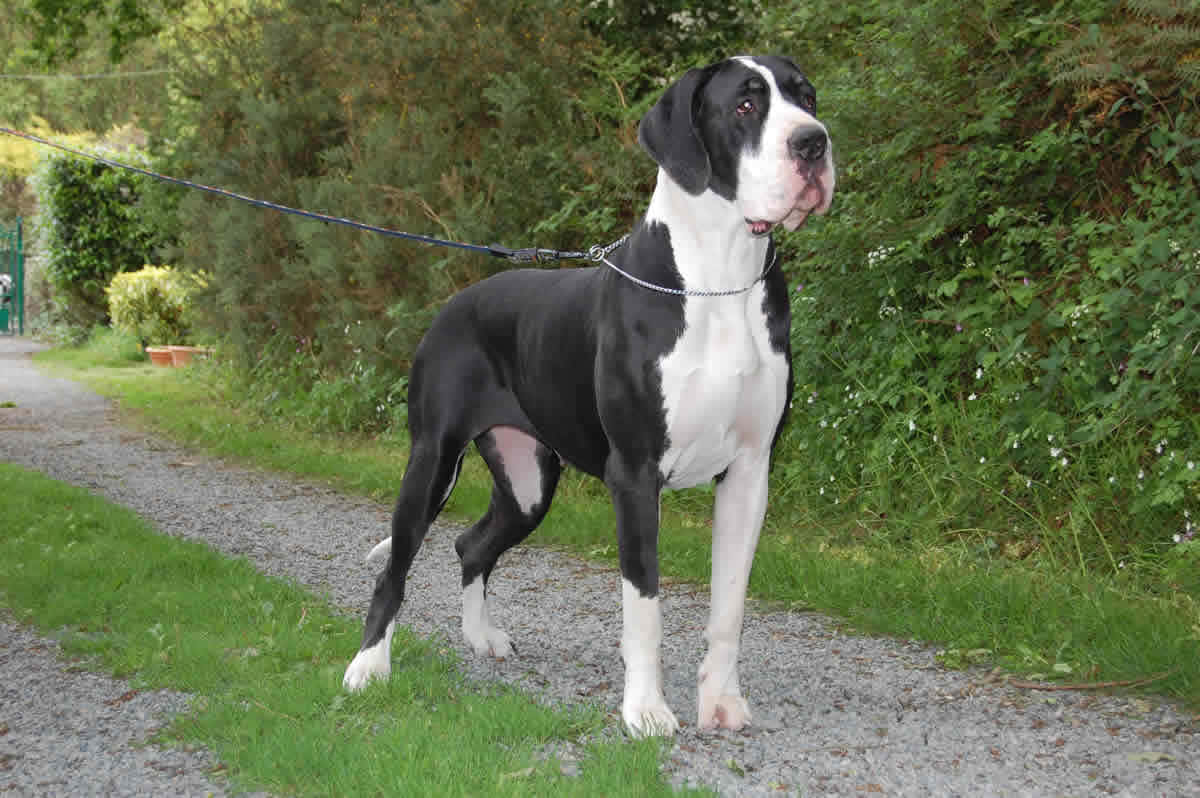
xmin=1012 ymin=440 xmax=1020 ymax=449
xmin=819 ymin=486 xmax=825 ymax=496
xmin=1061 ymin=457 xmax=1069 ymax=467
xmin=1189 ymin=461 xmax=1196 ymax=471
xmin=1026 ymin=479 xmax=1032 ymax=488
xmin=975 ymin=367 xmax=983 ymax=380
xmin=1108 ymin=476 xmax=1116 ymax=484
xmin=820 ymin=419 xmax=828 ymax=428
xmin=1048 ymin=434 xmax=1054 ymax=443
xmin=1050 ymin=447 xmax=1062 ymax=458
xmin=908 ymin=419 xmax=916 ymax=433
xmin=968 ymin=393 xmax=977 ymax=401
xmin=980 ymin=456 xmax=986 ymax=464
xmin=1175 ymin=534 xmax=1183 ymax=543
xmin=1138 ymin=469 xmax=1145 ymax=480
xmin=1118 ymin=560 xmax=1126 ymax=569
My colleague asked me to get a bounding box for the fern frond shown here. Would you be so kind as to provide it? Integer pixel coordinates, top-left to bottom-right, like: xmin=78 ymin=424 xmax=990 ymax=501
xmin=1124 ymin=0 xmax=1198 ymax=24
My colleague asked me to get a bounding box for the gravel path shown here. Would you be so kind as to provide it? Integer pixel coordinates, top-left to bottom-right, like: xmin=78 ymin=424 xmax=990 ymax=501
xmin=1 ymin=335 xmax=1197 ymax=797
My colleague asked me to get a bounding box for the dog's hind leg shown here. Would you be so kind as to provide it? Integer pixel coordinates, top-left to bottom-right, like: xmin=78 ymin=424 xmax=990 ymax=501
xmin=454 ymin=426 xmax=561 ymax=658
xmin=344 ymin=438 xmax=467 ymax=690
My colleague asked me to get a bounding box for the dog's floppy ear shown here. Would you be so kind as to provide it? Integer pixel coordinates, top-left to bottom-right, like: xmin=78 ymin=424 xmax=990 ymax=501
xmin=638 ymin=67 xmax=712 ymax=196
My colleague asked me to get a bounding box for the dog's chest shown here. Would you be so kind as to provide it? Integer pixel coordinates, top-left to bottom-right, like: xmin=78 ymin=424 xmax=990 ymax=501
xmin=656 ymin=286 xmax=788 ymax=489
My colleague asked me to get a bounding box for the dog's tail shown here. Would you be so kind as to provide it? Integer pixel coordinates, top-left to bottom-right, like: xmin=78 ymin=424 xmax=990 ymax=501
xmin=365 ymin=537 xmax=392 ymax=567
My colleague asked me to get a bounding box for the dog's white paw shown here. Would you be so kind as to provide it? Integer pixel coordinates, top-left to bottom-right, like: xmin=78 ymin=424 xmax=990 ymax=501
xmin=697 ymin=691 xmax=751 ymax=731
xmin=461 ymin=576 xmax=514 ymax=658
xmin=365 ymin=537 xmax=391 ymax=567
xmin=623 ymin=697 xmax=680 ymax=738
xmin=343 ymin=649 xmax=390 ymax=691
xmin=343 ymin=622 xmax=395 ymax=691
xmin=464 ymin=623 xmax=514 ymax=659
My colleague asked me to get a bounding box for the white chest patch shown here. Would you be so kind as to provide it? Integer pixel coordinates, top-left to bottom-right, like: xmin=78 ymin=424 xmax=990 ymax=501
xmin=657 ymin=284 xmax=788 ymax=489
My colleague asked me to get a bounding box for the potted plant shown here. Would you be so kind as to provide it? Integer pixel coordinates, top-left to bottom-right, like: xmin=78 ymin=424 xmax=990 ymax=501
xmin=107 ymin=265 xmax=208 ymax=366
xmin=167 ymin=344 xmax=213 ymax=366
xmin=145 ymin=345 xmax=174 ymax=366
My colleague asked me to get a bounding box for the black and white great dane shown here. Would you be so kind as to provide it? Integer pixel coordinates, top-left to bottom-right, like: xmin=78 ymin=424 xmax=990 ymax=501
xmin=343 ymin=55 xmax=835 ymax=737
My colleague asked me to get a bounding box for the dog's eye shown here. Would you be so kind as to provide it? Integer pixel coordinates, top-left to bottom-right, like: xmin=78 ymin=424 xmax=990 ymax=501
xmin=736 ymin=99 xmax=755 ymax=116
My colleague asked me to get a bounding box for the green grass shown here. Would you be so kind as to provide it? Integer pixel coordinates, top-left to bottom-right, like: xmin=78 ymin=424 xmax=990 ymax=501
xmin=0 ymin=462 xmax=689 ymax=797
xmin=30 ymin=332 xmax=1200 ymax=709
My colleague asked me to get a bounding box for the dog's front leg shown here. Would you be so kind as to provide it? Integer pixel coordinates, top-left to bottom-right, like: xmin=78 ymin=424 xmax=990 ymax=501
xmin=607 ymin=458 xmax=678 ymax=738
xmin=698 ymin=452 xmax=770 ymax=731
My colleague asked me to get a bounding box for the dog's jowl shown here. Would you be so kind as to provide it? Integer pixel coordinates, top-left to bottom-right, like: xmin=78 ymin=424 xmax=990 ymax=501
xmin=344 ymin=55 xmax=836 ymax=737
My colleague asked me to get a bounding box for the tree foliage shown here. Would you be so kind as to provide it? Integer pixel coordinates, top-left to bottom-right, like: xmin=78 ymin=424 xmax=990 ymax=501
xmin=13 ymin=0 xmax=1200 ymax=570
xmin=22 ymin=0 xmax=184 ymax=65
xmin=753 ymin=0 xmax=1199 ymax=562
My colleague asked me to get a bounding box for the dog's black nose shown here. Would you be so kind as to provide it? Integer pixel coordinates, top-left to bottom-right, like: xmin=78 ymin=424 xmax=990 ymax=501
xmin=789 ymin=130 xmax=827 ymax=162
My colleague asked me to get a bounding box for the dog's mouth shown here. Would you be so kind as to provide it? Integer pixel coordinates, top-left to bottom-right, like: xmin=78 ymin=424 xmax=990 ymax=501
xmin=746 ymin=219 xmax=775 ymax=237
xmin=745 ymin=179 xmax=828 ymax=237
xmin=746 ymin=206 xmax=814 ymax=237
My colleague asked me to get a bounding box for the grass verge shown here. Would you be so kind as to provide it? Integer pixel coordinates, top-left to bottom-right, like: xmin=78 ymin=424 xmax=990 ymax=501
xmin=29 ymin=337 xmax=1200 ymax=708
xmin=0 ymin=462 xmax=687 ymax=796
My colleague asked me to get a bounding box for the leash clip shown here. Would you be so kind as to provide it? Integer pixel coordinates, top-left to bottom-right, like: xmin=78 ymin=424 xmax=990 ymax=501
xmin=488 ymin=244 xmax=561 ymax=263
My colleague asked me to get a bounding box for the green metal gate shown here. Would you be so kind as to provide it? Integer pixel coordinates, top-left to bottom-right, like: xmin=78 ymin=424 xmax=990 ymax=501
xmin=1 ymin=218 xmax=24 ymax=336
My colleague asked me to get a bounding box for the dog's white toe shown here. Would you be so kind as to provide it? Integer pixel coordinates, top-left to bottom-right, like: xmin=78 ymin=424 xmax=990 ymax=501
xmin=343 ymin=650 xmax=389 ymax=691
xmin=698 ymin=691 xmax=751 ymax=731
xmin=464 ymin=625 xmax=514 ymax=659
xmin=623 ymin=698 xmax=680 ymax=738
xmin=342 ymin=620 xmax=395 ymax=691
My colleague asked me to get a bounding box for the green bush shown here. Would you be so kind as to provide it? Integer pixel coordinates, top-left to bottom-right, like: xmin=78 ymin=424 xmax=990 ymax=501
xmin=106 ymin=265 xmax=201 ymax=346
xmin=757 ymin=0 xmax=1200 ymax=571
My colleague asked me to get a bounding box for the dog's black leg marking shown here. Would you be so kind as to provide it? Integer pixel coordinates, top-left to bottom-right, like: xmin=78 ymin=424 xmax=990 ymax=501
xmin=454 ymin=426 xmax=562 ymax=657
xmin=606 ymin=455 xmax=678 ymax=735
xmin=457 ymin=427 xmax=561 ymax=588
xmin=608 ymin=467 xmax=661 ymax=600
xmin=360 ymin=440 xmax=466 ymax=649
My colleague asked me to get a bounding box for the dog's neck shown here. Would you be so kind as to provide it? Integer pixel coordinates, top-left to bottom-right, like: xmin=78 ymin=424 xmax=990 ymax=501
xmin=643 ymin=169 xmax=772 ymax=294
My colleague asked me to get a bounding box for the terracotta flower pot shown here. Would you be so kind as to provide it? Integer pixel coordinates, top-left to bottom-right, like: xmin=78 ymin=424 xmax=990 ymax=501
xmin=168 ymin=345 xmax=213 ymax=367
xmin=145 ymin=345 xmax=173 ymax=367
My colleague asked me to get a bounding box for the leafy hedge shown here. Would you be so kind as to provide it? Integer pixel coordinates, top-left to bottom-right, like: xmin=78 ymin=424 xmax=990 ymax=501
xmin=31 ymin=148 xmax=176 ymax=328
xmin=132 ymin=0 xmax=1197 ymax=576
xmin=759 ymin=0 xmax=1200 ymax=569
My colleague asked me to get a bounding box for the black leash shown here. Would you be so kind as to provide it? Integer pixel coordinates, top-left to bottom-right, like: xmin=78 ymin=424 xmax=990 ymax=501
xmin=0 ymin=126 xmax=591 ymax=264
xmin=3 ymin=127 xmax=774 ymax=296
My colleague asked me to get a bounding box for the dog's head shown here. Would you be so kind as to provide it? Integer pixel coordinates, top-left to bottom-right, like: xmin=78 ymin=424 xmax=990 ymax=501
xmin=638 ymin=55 xmax=836 ymax=236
